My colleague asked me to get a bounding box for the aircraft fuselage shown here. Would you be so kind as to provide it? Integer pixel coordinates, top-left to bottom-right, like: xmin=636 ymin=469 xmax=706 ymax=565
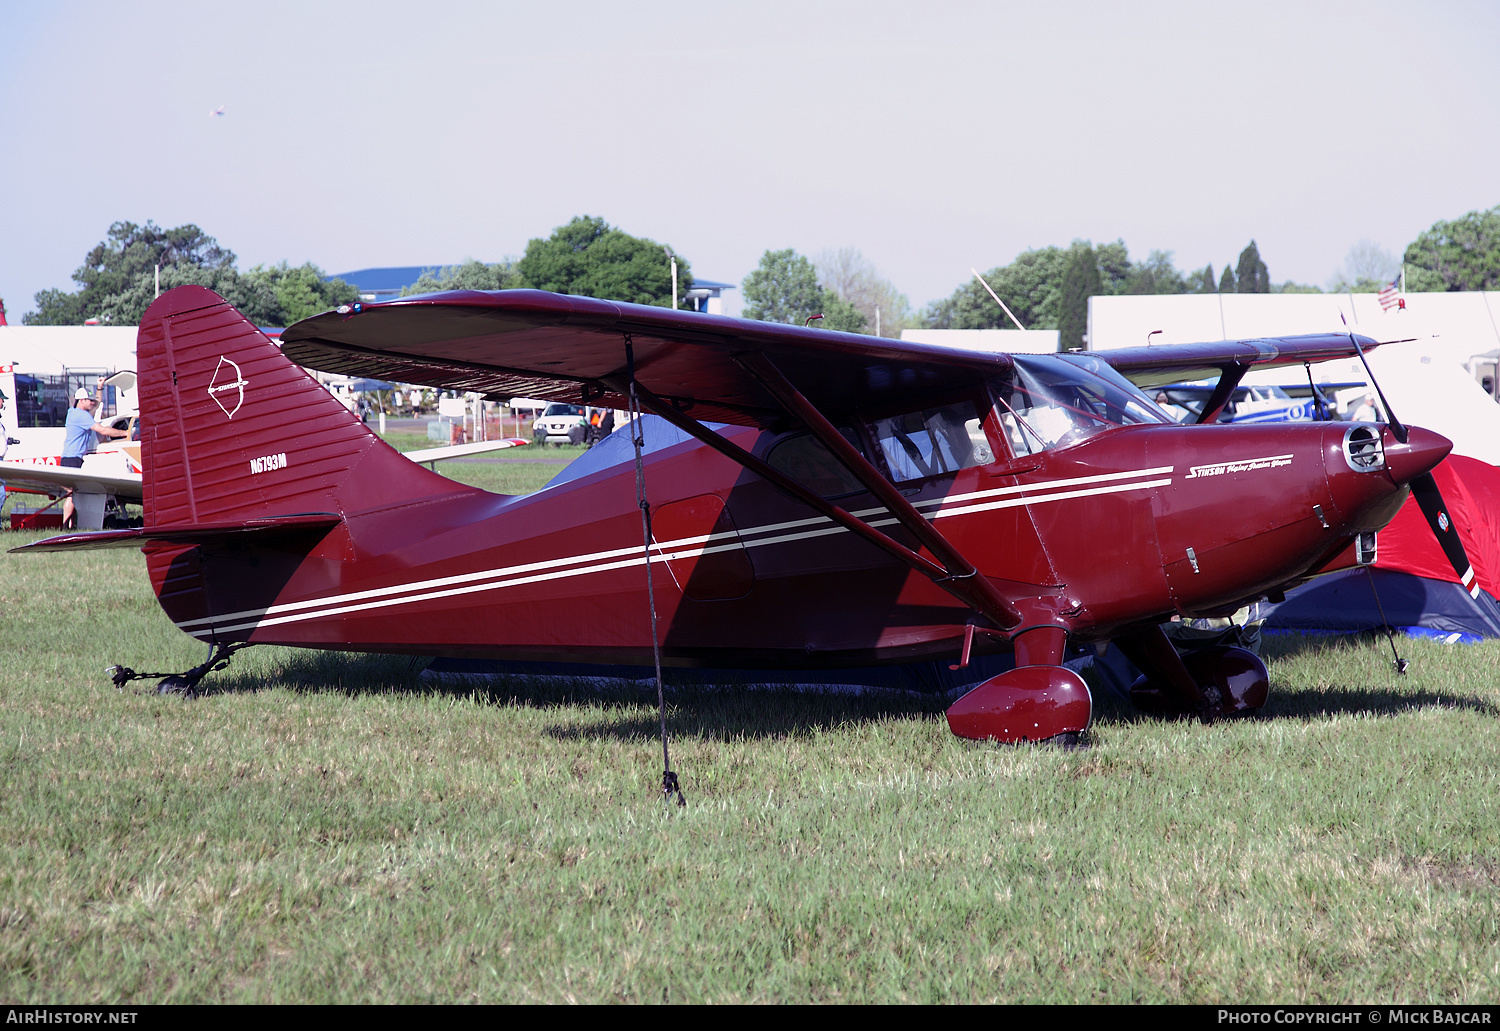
xmin=146 ymin=415 xmax=1438 ymax=671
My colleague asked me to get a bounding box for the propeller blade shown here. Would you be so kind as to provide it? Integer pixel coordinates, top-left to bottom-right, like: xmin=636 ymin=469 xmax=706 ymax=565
xmin=1409 ymin=470 xmax=1481 ymax=598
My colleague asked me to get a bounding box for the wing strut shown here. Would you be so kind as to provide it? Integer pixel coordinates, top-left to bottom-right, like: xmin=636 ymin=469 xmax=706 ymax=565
xmin=1194 ymin=362 xmax=1251 ymax=424
xmin=610 ymin=378 xmax=947 ymax=582
xmin=735 ymin=352 xmax=1023 ymax=627
xmin=609 ymin=357 xmax=1023 ymax=631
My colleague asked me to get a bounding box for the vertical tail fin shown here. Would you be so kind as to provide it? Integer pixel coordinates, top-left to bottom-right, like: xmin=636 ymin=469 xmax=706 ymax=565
xmin=139 ymin=286 xmax=456 ymax=526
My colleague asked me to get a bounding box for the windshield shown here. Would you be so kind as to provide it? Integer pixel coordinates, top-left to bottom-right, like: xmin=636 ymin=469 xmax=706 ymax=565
xmin=542 ymin=403 xmax=583 ymax=418
xmin=994 ymin=353 xmax=1173 ymax=455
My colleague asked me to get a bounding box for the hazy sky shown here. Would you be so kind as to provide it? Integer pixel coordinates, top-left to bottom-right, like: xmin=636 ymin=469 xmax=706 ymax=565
xmin=2 ymin=0 xmax=1496 ymax=322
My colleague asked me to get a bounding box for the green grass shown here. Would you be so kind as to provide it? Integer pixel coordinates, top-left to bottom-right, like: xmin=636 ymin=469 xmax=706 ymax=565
xmin=2 ymin=472 xmax=1500 ymax=1000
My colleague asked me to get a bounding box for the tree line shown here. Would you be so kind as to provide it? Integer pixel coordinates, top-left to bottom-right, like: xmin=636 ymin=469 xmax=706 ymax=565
xmin=926 ymin=239 xmax=1273 ymax=351
xmin=22 ymin=215 xmax=692 ymax=327
xmin=21 ymin=207 xmax=1500 ymax=341
xmin=24 ymin=221 xmax=363 ymax=328
xmin=741 ymin=203 xmax=1498 ymax=346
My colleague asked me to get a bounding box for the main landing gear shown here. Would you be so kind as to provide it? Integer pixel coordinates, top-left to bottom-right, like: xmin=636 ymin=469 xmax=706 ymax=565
xmin=945 ymin=626 xmax=1092 ymax=744
xmin=1114 ymin=624 xmax=1269 ymax=721
xmin=944 ymin=622 xmax=1270 ymax=744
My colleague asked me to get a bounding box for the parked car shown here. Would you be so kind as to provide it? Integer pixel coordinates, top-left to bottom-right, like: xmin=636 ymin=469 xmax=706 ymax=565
xmin=532 ymin=402 xmax=586 ymax=445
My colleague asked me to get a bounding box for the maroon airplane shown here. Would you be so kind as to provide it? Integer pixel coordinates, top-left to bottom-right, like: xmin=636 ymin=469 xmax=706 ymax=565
xmin=20 ymin=286 xmax=1462 ymax=744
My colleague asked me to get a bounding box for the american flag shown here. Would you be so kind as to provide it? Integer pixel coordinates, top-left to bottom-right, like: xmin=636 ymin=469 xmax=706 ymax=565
xmin=1378 ymin=273 xmax=1401 ymax=311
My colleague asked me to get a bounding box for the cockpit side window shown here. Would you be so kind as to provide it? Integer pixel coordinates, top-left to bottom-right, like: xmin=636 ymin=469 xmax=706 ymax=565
xmin=764 ymin=428 xmax=866 ymax=498
xmin=869 ymin=400 xmax=992 ymax=484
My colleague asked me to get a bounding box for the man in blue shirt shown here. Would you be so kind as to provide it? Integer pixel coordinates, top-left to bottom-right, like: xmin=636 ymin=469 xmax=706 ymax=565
xmin=62 ymin=380 xmax=127 ymax=528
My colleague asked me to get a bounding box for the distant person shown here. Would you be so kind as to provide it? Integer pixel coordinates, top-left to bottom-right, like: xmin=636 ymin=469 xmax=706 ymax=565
xmin=1153 ymin=390 xmax=1190 ymax=423
xmin=587 ymin=408 xmax=616 ymax=446
xmin=1350 ymin=392 xmax=1380 ymax=423
xmin=61 ymin=379 xmax=127 ymax=529
xmin=0 ymin=387 xmax=12 ymax=459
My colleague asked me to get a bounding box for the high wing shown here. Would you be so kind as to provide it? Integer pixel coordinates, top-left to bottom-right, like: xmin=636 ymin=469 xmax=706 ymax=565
xmin=1089 ymin=334 xmax=1389 ymax=425
xmin=281 ymin=290 xmax=1380 ymax=423
xmin=1092 ymin=335 xmax=1385 ymax=388
xmin=280 ymin=291 xmax=1395 ymax=636
xmin=281 ymin=290 xmax=1011 ymax=426
xmin=0 ymin=459 xmax=143 ymax=500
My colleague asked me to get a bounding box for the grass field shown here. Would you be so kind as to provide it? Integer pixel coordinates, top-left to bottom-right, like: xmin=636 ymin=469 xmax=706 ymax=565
xmin=1 ymin=445 xmax=1498 ymax=1003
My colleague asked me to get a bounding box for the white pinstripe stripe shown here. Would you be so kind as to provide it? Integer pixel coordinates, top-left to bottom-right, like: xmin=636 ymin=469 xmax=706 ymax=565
xmin=177 ymin=466 xmax=1176 ymax=637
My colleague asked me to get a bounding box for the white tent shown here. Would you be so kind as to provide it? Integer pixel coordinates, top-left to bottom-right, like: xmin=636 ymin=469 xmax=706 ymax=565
xmin=1087 ymin=290 xmax=1500 ymax=354
xmin=0 ymin=325 xmax=138 ymax=376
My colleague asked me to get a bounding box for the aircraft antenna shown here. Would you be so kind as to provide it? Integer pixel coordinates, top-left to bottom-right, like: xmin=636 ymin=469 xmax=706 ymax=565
xmin=1340 ymin=313 xmax=1407 ymax=443
xmin=624 ymin=335 xmax=686 ymax=808
xmin=971 ymin=268 xmax=1027 ymax=331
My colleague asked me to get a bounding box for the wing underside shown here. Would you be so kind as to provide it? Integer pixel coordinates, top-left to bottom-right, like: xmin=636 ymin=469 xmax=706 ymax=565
xmin=281 ymin=290 xmax=1009 ymax=426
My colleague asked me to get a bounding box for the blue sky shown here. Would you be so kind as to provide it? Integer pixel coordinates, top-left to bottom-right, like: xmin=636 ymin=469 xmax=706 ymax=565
xmin=2 ymin=0 xmax=1496 ymax=322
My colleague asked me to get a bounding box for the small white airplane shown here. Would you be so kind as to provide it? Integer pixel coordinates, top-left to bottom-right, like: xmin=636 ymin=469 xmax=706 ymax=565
xmin=1 ymin=370 xmax=530 ymax=528
xmin=0 ymin=449 xmax=143 ymax=529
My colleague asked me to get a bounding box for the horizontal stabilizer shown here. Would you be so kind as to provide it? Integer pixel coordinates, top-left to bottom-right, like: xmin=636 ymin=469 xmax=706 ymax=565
xmin=10 ymin=513 xmax=342 ymax=553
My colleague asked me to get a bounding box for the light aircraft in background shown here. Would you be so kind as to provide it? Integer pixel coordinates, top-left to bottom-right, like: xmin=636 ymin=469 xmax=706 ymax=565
xmin=0 ymin=449 xmax=144 ymax=529
xmin=0 ymin=371 xmax=529 ymax=528
xmin=17 ymin=286 xmax=1472 ymax=749
xmin=1152 ymin=382 xmax=1339 ymax=425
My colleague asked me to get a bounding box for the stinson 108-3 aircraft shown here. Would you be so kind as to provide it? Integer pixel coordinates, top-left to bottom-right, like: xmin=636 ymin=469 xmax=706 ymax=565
xmin=18 ymin=285 xmax=1471 ymax=748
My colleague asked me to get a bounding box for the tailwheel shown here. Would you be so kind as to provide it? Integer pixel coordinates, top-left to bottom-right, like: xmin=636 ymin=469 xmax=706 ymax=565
xmin=946 ymin=665 xmax=1092 ymax=743
xmin=1129 ymin=645 xmax=1269 ymax=720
